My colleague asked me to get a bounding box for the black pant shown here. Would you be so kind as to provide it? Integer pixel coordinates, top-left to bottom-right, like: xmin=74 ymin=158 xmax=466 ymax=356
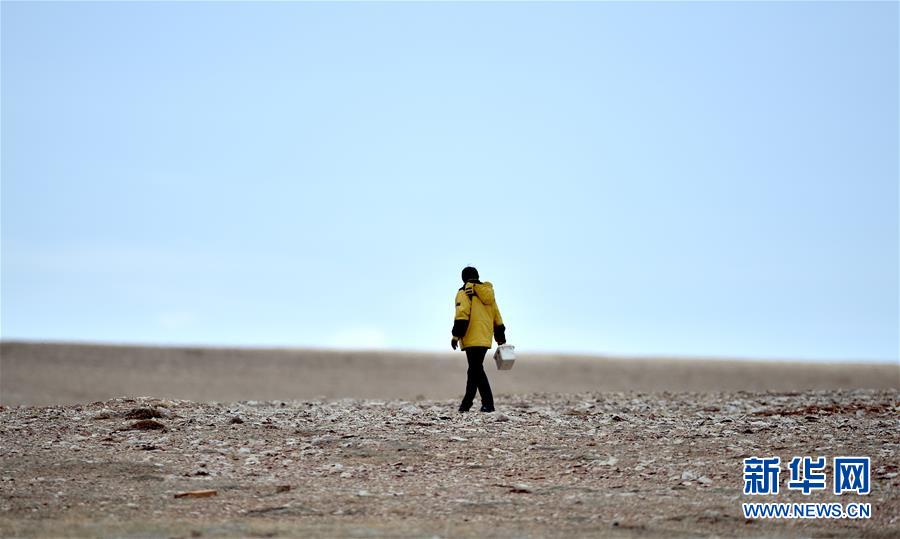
xmin=461 ymin=347 xmax=493 ymax=410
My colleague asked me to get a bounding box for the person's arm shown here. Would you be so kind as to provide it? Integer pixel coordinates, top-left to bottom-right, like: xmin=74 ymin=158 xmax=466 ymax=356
xmin=493 ymin=299 xmax=507 ymax=345
xmin=451 ymin=290 xmax=471 ymax=349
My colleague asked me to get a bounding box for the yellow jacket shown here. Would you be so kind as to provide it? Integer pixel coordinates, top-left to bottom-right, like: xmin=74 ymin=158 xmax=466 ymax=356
xmin=452 ymin=281 xmax=506 ymax=349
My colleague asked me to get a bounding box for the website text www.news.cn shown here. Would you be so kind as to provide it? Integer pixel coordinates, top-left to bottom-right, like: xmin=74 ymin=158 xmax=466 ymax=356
xmin=742 ymin=456 xmax=871 ymax=520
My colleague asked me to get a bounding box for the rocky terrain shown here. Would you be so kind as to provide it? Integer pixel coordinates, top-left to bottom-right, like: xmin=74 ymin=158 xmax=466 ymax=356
xmin=1 ymin=389 xmax=897 ymax=538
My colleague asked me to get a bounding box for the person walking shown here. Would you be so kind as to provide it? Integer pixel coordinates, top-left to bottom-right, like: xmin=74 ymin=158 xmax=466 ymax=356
xmin=451 ymin=266 xmax=507 ymax=413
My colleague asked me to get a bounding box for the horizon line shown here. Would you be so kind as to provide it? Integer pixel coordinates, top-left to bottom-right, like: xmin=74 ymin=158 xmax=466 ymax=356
xmin=1 ymin=338 xmax=897 ymax=367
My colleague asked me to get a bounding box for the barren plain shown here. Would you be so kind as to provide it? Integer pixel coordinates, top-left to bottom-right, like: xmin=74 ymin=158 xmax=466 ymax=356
xmin=0 ymin=342 xmax=897 ymax=538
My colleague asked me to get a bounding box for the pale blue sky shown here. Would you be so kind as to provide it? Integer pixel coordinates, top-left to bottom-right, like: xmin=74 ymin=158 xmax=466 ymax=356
xmin=2 ymin=2 xmax=897 ymax=362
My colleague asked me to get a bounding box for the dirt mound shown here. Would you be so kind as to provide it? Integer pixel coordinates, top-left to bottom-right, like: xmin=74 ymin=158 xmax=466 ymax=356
xmin=123 ymin=407 xmax=166 ymax=420
xmin=125 ymin=419 xmax=167 ymax=431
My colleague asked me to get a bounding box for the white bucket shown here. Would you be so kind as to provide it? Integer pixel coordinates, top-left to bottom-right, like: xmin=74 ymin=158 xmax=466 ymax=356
xmin=494 ymin=344 xmax=516 ymax=371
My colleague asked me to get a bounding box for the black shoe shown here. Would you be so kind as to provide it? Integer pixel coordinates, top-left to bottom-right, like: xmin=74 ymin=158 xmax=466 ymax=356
xmin=479 ymin=405 xmax=495 ymax=413
xmin=458 ymin=404 xmax=472 ymax=413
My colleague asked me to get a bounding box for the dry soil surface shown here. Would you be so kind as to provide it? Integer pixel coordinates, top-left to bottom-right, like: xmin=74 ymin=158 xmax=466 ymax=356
xmin=1 ymin=390 xmax=897 ymax=538
xmin=2 ymin=342 xmax=898 ymax=406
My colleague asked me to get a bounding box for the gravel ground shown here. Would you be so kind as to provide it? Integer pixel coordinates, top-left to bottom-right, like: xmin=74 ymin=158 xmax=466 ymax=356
xmin=1 ymin=390 xmax=897 ymax=538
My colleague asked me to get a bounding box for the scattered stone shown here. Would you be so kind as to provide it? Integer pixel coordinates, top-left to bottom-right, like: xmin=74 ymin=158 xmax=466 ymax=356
xmin=124 ymin=408 xmax=164 ymax=420
xmin=399 ymin=404 xmax=421 ymax=415
xmin=174 ymin=489 xmax=217 ymax=499
xmin=126 ymin=419 xmax=166 ymax=431
xmin=246 ymin=504 xmax=289 ymax=515
xmin=0 ymin=390 xmax=895 ymax=536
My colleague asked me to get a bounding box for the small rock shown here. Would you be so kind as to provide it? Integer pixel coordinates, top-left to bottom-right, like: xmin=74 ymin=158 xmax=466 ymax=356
xmin=174 ymin=489 xmax=217 ymax=499
xmin=126 ymin=419 xmax=166 ymax=431
xmin=124 ymin=408 xmax=164 ymax=420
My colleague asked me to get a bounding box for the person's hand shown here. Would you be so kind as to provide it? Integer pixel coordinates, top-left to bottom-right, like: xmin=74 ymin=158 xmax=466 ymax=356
xmin=465 ymin=283 xmax=475 ymax=298
xmin=451 ymin=337 xmax=459 ymax=350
